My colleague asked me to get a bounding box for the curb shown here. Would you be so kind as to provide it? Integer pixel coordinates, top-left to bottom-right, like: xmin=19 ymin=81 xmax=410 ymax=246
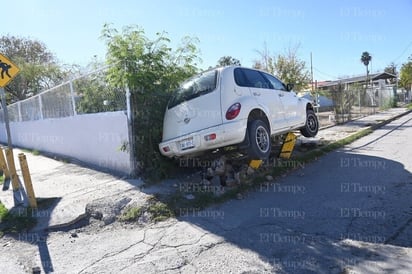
xmin=319 ymin=108 xmax=411 ymax=131
xmin=370 ymin=109 xmax=412 ymax=130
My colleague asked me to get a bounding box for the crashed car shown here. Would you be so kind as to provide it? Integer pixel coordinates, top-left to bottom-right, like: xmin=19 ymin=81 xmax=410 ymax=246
xmin=159 ymin=66 xmax=318 ymax=159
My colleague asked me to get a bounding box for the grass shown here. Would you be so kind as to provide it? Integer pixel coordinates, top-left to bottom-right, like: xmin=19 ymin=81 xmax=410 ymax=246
xmin=0 ymin=203 xmax=37 ymax=237
xmin=21 ymin=148 xmax=40 ymax=156
xmin=0 ymin=202 xmax=7 ymax=220
xmin=119 ymin=197 xmax=174 ymax=223
xmin=119 ymin=206 xmax=142 ymax=222
xmin=407 ymin=103 xmax=412 ymax=110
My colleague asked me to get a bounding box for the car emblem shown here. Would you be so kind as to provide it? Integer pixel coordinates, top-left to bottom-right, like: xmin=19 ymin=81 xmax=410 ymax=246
xmin=184 ymin=117 xmax=191 ymax=124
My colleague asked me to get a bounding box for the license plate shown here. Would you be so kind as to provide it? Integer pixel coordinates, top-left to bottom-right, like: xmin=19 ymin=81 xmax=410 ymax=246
xmin=180 ymin=138 xmax=194 ymax=150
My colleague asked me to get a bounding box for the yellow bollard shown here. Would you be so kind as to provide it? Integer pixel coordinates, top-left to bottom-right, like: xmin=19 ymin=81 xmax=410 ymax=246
xmin=279 ymin=132 xmax=297 ymax=159
xmin=18 ymin=153 xmax=37 ymax=208
xmin=0 ymin=147 xmax=10 ymax=180
xmin=5 ymin=148 xmax=19 ymax=191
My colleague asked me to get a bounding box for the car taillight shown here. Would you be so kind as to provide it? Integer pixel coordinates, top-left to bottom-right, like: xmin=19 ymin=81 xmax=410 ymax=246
xmin=204 ymin=133 xmax=216 ymax=141
xmin=162 ymin=146 xmax=170 ymax=153
xmin=225 ymin=103 xmax=241 ymax=120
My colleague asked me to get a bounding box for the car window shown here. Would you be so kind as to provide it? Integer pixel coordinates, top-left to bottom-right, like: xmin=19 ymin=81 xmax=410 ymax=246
xmin=234 ymin=68 xmax=248 ymax=87
xmin=236 ymin=68 xmax=270 ymax=89
xmin=168 ymin=70 xmax=217 ymax=109
xmin=263 ymin=72 xmax=287 ymax=91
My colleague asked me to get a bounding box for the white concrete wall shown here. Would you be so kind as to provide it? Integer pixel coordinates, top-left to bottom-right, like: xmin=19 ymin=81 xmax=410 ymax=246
xmin=0 ymin=111 xmax=131 ymax=175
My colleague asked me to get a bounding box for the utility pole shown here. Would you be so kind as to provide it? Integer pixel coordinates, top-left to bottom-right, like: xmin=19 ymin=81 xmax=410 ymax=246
xmin=310 ymin=52 xmax=314 ymax=94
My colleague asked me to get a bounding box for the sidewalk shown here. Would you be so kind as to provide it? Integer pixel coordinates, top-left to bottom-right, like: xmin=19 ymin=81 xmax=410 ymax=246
xmin=0 ymin=107 xmax=410 ymax=231
xmin=0 ymin=151 xmax=146 ymax=231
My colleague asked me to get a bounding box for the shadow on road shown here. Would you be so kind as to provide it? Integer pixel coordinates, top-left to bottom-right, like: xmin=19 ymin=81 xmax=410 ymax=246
xmin=4 ymin=197 xmax=63 ymax=273
xmin=170 ymin=150 xmax=412 ymax=272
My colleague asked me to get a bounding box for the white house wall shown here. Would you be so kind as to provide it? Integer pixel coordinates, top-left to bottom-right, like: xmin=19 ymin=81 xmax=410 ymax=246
xmin=0 ymin=111 xmax=131 ymax=175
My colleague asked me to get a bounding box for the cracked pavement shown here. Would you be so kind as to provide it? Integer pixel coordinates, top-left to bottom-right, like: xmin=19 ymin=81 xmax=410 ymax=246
xmin=1 ymin=111 xmax=412 ymax=273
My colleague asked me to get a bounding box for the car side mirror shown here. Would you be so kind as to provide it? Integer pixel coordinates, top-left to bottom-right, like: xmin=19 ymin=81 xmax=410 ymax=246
xmin=286 ymin=83 xmax=294 ymax=91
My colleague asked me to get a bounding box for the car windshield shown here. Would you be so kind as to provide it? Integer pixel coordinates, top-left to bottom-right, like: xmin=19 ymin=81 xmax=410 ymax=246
xmin=168 ymin=70 xmax=217 ymax=109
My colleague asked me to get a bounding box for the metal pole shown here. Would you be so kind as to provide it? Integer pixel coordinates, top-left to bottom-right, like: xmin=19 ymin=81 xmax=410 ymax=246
xmin=69 ymin=80 xmax=77 ymax=116
xmin=0 ymin=87 xmax=13 ymax=149
xmin=125 ymin=85 xmax=136 ymax=177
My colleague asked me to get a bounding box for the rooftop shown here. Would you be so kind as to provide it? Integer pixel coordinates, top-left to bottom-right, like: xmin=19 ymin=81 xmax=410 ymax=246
xmin=318 ymin=72 xmax=397 ymax=88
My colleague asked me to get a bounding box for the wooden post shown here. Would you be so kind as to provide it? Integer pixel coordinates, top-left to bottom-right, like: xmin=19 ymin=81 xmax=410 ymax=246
xmin=18 ymin=153 xmax=37 ymax=208
xmin=0 ymin=147 xmax=10 ymax=180
xmin=5 ymin=148 xmax=19 ymax=191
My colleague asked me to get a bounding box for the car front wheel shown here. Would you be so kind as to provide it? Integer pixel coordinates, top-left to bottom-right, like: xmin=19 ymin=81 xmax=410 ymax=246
xmin=300 ymin=109 xmax=319 ymax=137
xmin=247 ymin=120 xmax=271 ymax=160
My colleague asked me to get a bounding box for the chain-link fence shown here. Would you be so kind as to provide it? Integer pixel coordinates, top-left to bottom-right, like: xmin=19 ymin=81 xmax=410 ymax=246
xmin=0 ymin=68 xmax=127 ymax=123
xmin=315 ymin=80 xmax=396 ymax=126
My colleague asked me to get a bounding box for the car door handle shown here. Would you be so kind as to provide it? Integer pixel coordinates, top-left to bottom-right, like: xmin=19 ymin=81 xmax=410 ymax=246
xmin=253 ymin=91 xmax=261 ymax=96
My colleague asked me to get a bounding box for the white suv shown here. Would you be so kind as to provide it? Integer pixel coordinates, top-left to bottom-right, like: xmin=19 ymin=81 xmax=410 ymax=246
xmin=159 ymin=66 xmax=318 ymax=159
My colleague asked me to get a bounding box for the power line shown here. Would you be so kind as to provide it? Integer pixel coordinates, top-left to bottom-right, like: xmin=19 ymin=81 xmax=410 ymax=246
xmin=392 ymin=40 xmax=412 ymax=65
xmin=313 ymin=67 xmax=338 ymax=80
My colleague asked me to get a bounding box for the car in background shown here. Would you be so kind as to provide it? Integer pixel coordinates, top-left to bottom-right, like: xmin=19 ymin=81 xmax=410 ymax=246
xmin=159 ymin=66 xmax=319 ymax=159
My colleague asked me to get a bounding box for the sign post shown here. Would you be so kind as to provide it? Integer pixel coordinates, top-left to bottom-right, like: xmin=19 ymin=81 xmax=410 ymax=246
xmin=0 ymin=53 xmax=23 ymax=205
xmin=0 ymin=53 xmax=20 ymax=150
xmin=0 ymin=88 xmax=12 ymax=149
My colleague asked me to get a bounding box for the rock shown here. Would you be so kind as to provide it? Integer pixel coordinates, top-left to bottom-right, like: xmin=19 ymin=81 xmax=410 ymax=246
xmin=185 ymin=194 xmax=195 ymax=200
xmin=214 ymin=156 xmax=227 ymax=175
xmin=247 ymin=166 xmax=255 ymax=175
xmin=70 ymin=232 xmax=78 ymax=238
xmin=234 ymin=172 xmax=241 ymax=184
xmin=85 ymin=197 xmax=132 ymax=225
xmin=206 ymin=167 xmax=215 ymax=178
xmin=200 ymin=179 xmax=211 ymax=186
xmin=225 ymin=177 xmax=237 ymax=187
xmin=265 ymin=175 xmax=274 ymax=181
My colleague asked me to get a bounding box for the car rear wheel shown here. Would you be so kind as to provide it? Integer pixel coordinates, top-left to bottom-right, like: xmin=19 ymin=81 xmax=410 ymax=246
xmin=247 ymin=120 xmax=271 ymax=160
xmin=300 ymin=109 xmax=319 ymax=137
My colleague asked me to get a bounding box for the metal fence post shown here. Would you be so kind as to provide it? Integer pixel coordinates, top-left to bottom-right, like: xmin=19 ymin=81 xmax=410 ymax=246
xmin=69 ymin=80 xmax=77 ymax=116
xmin=125 ymin=85 xmax=137 ymax=177
xmin=17 ymin=101 xmax=22 ymax=122
xmin=38 ymin=94 xmax=44 ymax=120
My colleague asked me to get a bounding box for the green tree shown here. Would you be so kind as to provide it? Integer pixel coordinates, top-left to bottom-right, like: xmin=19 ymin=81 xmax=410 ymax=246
xmin=400 ymin=55 xmax=412 ymax=91
xmin=0 ymin=35 xmax=66 ymax=102
xmin=253 ymin=44 xmax=310 ymax=91
xmin=101 ymin=24 xmax=200 ymax=178
xmin=217 ymin=56 xmax=241 ymax=67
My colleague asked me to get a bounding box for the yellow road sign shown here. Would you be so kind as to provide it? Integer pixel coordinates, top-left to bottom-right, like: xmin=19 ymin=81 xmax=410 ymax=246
xmin=0 ymin=53 xmax=20 ymax=88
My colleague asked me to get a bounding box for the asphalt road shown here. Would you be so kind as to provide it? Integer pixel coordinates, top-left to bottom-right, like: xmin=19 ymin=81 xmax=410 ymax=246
xmin=1 ymin=112 xmax=412 ymax=273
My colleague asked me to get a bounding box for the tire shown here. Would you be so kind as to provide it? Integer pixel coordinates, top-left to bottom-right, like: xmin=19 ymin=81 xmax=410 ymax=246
xmin=300 ymin=109 xmax=319 ymax=137
xmin=247 ymin=120 xmax=271 ymax=160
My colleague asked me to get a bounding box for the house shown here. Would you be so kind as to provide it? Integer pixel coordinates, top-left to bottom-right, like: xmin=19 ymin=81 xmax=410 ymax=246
xmin=317 ymin=72 xmax=398 ymax=108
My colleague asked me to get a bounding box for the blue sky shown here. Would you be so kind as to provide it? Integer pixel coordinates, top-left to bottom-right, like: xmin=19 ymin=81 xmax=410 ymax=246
xmin=3 ymin=0 xmax=412 ymax=80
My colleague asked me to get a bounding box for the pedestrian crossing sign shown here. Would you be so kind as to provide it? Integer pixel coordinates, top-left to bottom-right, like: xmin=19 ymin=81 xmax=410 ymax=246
xmin=0 ymin=53 xmax=20 ymax=88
